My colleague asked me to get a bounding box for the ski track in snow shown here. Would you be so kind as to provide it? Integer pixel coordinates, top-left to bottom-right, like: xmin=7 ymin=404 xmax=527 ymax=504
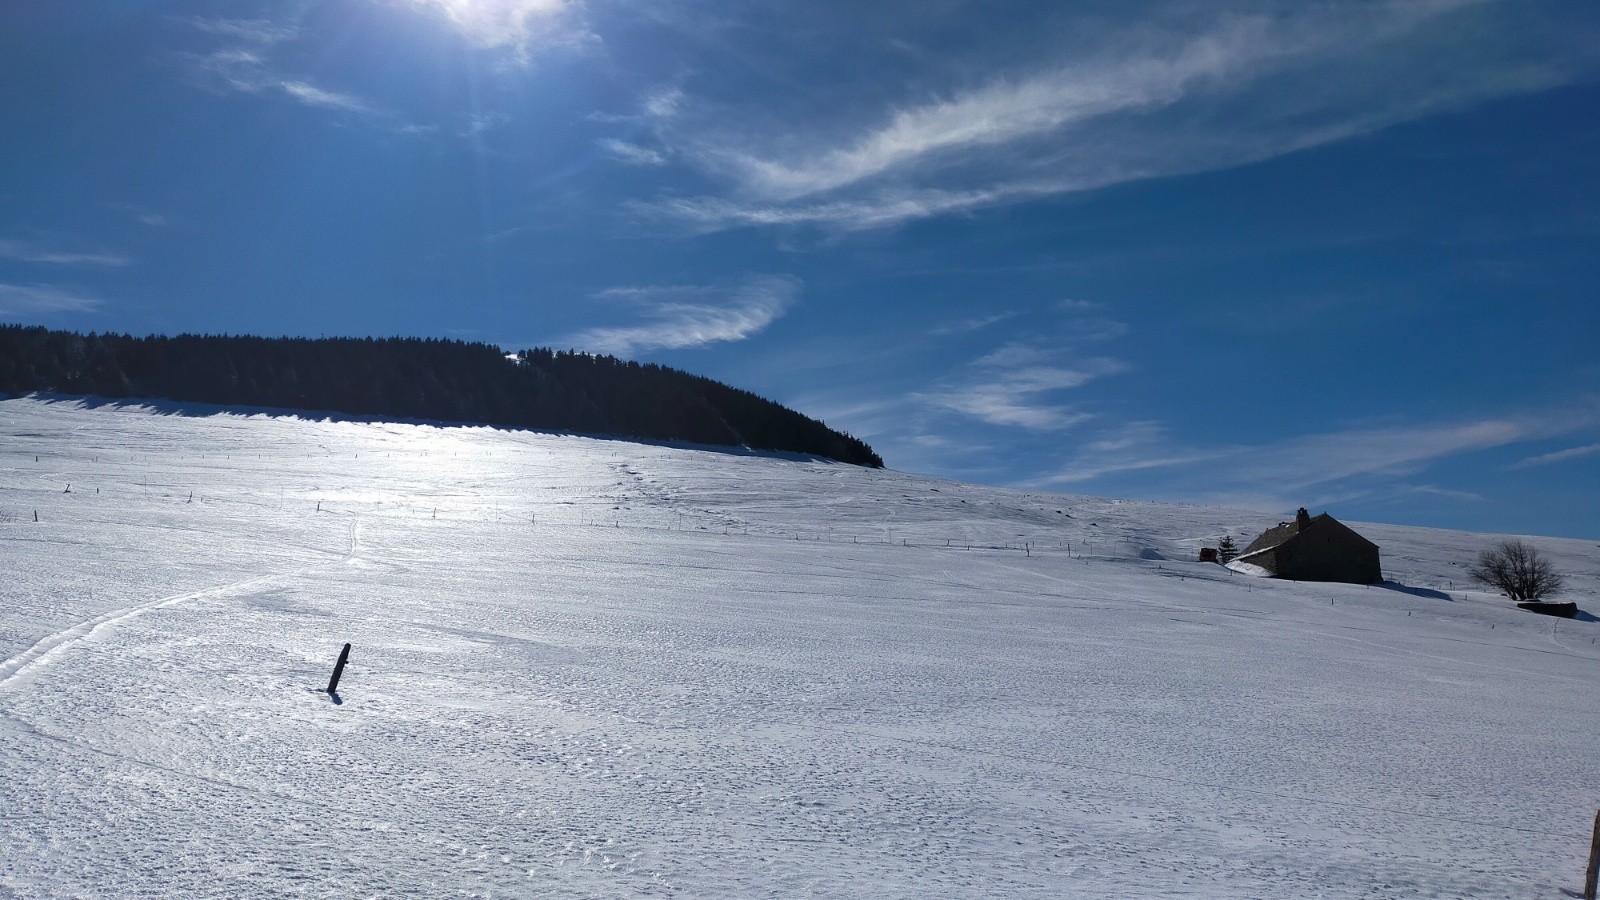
xmin=0 ymin=522 xmax=359 ymax=691
xmin=0 ymin=573 xmax=282 ymax=690
xmin=2 ymin=397 xmax=1599 ymax=899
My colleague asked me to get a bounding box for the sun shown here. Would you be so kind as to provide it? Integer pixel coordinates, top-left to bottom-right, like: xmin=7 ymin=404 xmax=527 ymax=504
xmin=409 ymin=0 xmax=572 ymax=49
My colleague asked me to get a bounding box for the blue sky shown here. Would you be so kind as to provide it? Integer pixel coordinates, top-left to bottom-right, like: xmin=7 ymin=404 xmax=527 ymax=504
xmin=3 ymin=1 xmax=1598 ymax=538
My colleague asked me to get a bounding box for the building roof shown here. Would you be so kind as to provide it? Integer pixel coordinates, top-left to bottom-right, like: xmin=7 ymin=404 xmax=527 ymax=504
xmin=1242 ymin=520 xmax=1301 ymax=557
xmin=1240 ymin=508 xmax=1378 ymax=559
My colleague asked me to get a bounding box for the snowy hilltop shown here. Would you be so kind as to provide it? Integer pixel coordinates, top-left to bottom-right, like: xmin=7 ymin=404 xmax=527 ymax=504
xmin=2 ymin=396 xmax=1597 ymax=898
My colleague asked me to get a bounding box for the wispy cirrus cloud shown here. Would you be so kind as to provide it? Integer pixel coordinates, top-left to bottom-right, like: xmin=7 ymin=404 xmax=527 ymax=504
xmin=708 ymin=16 xmax=1292 ymax=203
xmin=637 ymin=2 xmax=1599 ymax=232
xmin=598 ymin=139 xmax=667 ymax=166
xmin=929 ymin=311 xmax=1018 ymax=336
xmin=463 ymin=112 xmax=511 ymax=137
xmin=182 ymin=17 xmax=296 ymax=44
xmin=278 ymin=80 xmax=376 ymax=114
xmin=590 ymin=87 xmax=685 ymax=124
xmin=0 ymin=239 xmax=131 ymax=268
xmin=105 ymin=204 xmax=167 ymax=228
xmin=1403 ymin=484 xmax=1484 ymax=502
xmin=1512 ymin=442 xmax=1600 ymax=469
xmin=556 ymin=275 xmax=799 ymax=356
xmin=179 ymin=17 xmax=393 ymax=124
xmin=921 ymin=366 xmax=1114 ymax=430
xmin=0 ymin=283 xmax=106 ymax=316
xmin=631 ymin=185 xmax=1045 ymax=234
xmin=919 ymin=342 xmax=1126 ymax=430
xmin=1042 ymin=401 xmax=1600 ymax=496
xmin=641 ymin=88 xmax=684 ymax=120
xmin=1038 ymin=421 xmax=1217 ymax=483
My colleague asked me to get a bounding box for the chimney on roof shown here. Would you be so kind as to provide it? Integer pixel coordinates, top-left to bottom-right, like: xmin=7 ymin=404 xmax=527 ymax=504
xmin=1296 ymin=507 xmax=1311 ymax=529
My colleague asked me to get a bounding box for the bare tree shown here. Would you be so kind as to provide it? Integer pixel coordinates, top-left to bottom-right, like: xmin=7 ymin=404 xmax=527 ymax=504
xmin=1468 ymin=540 xmax=1565 ymax=602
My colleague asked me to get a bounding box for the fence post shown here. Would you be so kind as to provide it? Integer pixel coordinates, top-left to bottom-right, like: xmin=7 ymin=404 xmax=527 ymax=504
xmin=326 ymin=643 xmax=352 ymax=695
xmin=1584 ymin=807 xmax=1600 ymax=900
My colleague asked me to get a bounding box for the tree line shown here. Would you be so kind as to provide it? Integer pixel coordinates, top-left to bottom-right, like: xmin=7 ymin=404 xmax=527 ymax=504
xmin=0 ymin=325 xmax=884 ymax=467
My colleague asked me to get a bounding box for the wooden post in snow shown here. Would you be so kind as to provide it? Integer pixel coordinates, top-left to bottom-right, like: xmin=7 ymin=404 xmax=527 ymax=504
xmin=1584 ymin=807 xmax=1600 ymax=900
xmin=326 ymin=643 xmax=352 ymax=695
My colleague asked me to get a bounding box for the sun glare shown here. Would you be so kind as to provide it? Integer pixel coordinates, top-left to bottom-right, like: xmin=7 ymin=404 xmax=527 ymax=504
xmin=409 ymin=0 xmax=572 ymax=52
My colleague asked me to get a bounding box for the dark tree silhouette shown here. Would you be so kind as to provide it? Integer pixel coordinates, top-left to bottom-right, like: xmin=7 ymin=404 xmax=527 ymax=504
xmin=1468 ymin=539 xmax=1564 ymax=602
xmin=0 ymin=325 xmax=883 ymax=467
xmin=1217 ymin=535 xmax=1238 ymax=564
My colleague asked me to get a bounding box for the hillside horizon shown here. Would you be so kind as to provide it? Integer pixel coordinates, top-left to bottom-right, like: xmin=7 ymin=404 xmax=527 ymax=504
xmin=0 ymin=324 xmax=883 ymax=468
xmin=10 ymin=379 xmax=1598 ymax=544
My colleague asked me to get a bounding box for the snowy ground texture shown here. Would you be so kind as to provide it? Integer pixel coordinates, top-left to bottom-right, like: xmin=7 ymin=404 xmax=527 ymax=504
xmin=2 ymin=396 xmax=1598 ymax=899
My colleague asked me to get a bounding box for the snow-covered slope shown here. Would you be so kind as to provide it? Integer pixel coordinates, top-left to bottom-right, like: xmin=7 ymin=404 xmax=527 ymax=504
xmin=2 ymin=396 xmax=1597 ymax=898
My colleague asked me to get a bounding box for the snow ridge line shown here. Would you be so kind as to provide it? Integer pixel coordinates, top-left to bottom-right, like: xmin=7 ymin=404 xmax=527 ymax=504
xmin=0 ymin=519 xmax=359 ymax=691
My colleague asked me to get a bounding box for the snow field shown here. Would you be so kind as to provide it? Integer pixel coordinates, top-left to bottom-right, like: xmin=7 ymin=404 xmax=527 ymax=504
xmin=2 ymin=396 xmax=1598 ymax=897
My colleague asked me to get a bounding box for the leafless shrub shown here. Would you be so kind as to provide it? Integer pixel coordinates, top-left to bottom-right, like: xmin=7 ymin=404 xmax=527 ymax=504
xmin=1468 ymin=539 xmax=1564 ymax=602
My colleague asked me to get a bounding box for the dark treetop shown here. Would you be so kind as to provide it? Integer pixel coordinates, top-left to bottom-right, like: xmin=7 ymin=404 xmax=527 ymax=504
xmin=0 ymin=325 xmax=883 ymax=467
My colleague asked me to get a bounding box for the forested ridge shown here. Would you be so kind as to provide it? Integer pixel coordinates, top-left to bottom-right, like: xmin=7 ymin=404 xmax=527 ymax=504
xmin=0 ymin=325 xmax=883 ymax=467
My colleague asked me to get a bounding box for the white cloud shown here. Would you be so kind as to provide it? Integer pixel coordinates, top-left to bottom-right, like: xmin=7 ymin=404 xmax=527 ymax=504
xmin=481 ymin=224 xmax=526 ymax=242
xmin=192 ymin=53 xmax=377 ymax=117
xmin=1512 ymin=442 xmax=1600 ymax=469
xmin=924 ymin=373 xmax=1099 ymax=430
xmin=1039 ymin=421 xmax=1217 ymax=483
xmin=1404 ymin=484 xmax=1484 ymax=502
xmin=181 ymin=17 xmax=297 ymax=44
xmin=1256 ymin=420 xmax=1529 ymax=486
xmin=929 ymin=311 xmax=1017 ymax=336
xmin=631 ymin=184 xmax=1047 ymax=234
xmin=558 ymin=275 xmax=799 ymax=356
xmin=714 ymin=16 xmax=1288 ymax=202
xmin=181 ymin=17 xmax=402 ymax=126
xmin=189 ymin=47 xmax=269 ymax=93
xmin=0 ymin=240 xmax=131 ymax=268
xmin=642 ymin=2 xmax=1598 ymax=232
xmin=279 ymin=80 xmax=375 ymax=114
xmin=590 ymin=87 xmax=685 ymax=124
xmin=598 ymin=139 xmax=667 ymax=166
xmin=403 ymin=0 xmax=591 ymax=63
xmin=463 ymin=112 xmax=511 ymax=136
xmin=920 ymin=343 xmax=1126 ymax=430
xmin=1044 ymin=402 xmax=1600 ymax=490
xmin=0 ymin=283 xmax=105 ymax=316
xmin=642 ymin=88 xmax=683 ymax=119
xmin=106 ymin=204 xmax=167 ymax=227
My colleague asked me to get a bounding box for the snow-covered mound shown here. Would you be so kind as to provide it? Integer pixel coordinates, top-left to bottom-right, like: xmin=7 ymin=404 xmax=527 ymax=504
xmin=2 ymin=396 xmax=1597 ymax=898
